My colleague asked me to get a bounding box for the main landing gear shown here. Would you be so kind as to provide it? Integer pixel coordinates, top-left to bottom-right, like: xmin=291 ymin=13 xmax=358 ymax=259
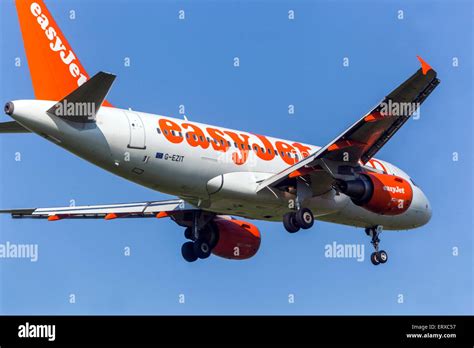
xmin=283 ymin=207 xmax=315 ymax=233
xmin=366 ymin=225 xmax=388 ymax=266
xmin=181 ymin=216 xmax=219 ymax=263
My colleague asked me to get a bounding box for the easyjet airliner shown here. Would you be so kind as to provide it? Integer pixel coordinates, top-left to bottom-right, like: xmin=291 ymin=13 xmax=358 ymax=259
xmin=1 ymin=0 xmax=439 ymax=265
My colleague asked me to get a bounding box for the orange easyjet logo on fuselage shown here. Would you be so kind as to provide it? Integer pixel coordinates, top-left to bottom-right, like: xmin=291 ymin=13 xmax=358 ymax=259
xmin=30 ymin=2 xmax=87 ymax=87
xmin=158 ymin=118 xmax=312 ymax=166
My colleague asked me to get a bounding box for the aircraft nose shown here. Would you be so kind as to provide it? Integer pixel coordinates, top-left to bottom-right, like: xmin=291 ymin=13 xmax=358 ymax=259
xmin=4 ymin=101 xmax=14 ymax=116
xmin=410 ymin=186 xmax=432 ymax=227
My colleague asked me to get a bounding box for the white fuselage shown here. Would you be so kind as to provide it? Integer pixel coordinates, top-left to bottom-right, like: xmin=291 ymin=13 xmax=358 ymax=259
xmin=8 ymin=100 xmax=432 ymax=230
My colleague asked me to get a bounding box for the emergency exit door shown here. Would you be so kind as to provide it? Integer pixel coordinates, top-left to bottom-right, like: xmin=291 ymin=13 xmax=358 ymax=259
xmin=124 ymin=111 xmax=146 ymax=149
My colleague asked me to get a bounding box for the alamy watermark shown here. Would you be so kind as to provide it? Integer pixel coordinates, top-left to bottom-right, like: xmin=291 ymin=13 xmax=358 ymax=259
xmin=18 ymin=322 xmax=55 ymax=341
xmin=52 ymin=99 xmax=96 ymax=120
xmin=0 ymin=241 xmax=38 ymax=262
xmin=380 ymin=100 xmax=421 ymax=119
xmin=324 ymin=242 xmax=364 ymax=262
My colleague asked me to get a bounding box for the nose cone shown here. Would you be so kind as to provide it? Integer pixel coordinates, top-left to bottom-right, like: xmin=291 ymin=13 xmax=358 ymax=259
xmin=410 ymin=185 xmax=432 ymax=227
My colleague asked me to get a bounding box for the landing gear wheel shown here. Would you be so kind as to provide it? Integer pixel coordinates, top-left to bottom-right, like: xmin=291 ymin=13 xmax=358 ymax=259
xmin=378 ymin=250 xmax=388 ymax=264
xmin=283 ymin=212 xmax=300 ymax=233
xmin=181 ymin=242 xmax=198 ymax=262
xmin=193 ymin=239 xmax=211 ymax=259
xmin=184 ymin=227 xmax=194 ymax=241
xmin=366 ymin=225 xmax=388 ymax=266
xmin=370 ymin=252 xmax=380 ymax=266
xmin=295 ymin=208 xmax=314 ymax=229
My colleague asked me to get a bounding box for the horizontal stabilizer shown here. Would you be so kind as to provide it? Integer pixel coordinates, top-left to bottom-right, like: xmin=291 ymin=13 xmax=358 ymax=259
xmin=46 ymin=71 xmax=116 ymax=122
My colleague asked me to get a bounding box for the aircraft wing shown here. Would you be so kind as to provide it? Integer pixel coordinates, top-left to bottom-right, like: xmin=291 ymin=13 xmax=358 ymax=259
xmin=0 ymin=121 xmax=31 ymax=133
xmin=0 ymin=199 xmax=199 ymax=220
xmin=256 ymin=56 xmax=440 ymax=193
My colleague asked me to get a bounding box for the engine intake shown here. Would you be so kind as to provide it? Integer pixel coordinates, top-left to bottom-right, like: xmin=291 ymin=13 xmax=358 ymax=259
xmin=338 ymin=172 xmax=413 ymax=215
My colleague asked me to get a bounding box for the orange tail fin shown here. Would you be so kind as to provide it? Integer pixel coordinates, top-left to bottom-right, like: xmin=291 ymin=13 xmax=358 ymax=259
xmin=16 ymin=0 xmax=112 ymax=106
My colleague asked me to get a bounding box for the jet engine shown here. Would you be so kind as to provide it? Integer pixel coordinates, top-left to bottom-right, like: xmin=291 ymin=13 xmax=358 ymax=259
xmin=338 ymin=172 xmax=413 ymax=215
xmin=212 ymin=217 xmax=261 ymax=260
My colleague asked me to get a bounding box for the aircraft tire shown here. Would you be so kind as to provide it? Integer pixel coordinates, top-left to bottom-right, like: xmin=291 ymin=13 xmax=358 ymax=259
xmin=370 ymin=252 xmax=380 ymax=265
xmin=295 ymin=208 xmax=314 ymax=229
xmin=378 ymin=250 xmax=388 ymax=264
xmin=194 ymin=239 xmax=211 ymax=259
xmin=182 ymin=242 xmax=198 ymax=262
xmin=283 ymin=212 xmax=300 ymax=233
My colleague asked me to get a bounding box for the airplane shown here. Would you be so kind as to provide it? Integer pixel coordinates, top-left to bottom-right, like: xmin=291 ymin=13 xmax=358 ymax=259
xmin=1 ymin=0 xmax=439 ymax=265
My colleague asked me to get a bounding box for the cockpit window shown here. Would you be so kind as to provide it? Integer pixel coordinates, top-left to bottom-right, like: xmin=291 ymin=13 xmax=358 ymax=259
xmin=410 ymin=178 xmax=418 ymax=187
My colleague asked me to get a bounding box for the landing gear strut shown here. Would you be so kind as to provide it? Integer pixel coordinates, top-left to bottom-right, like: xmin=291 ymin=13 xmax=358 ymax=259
xmin=366 ymin=225 xmax=388 ymax=266
xmin=283 ymin=207 xmax=315 ymax=233
xmin=181 ymin=213 xmax=219 ymax=262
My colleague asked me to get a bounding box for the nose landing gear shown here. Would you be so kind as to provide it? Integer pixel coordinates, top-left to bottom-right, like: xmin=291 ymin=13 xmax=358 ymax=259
xmin=283 ymin=207 xmax=315 ymax=233
xmin=366 ymin=225 xmax=388 ymax=266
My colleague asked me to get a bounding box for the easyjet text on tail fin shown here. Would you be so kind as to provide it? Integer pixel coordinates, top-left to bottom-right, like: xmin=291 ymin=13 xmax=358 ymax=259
xmin=16 ymin=0 xmax=112 ymax=106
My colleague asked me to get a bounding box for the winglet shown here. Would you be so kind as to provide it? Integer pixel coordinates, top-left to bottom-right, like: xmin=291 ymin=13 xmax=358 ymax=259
xmin=417 ymin=56 xmax=432 ymax=75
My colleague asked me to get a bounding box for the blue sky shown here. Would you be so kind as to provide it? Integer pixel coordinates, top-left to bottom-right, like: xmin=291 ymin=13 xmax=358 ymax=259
xmin=0 ymin=0 xmax=472 ymax=314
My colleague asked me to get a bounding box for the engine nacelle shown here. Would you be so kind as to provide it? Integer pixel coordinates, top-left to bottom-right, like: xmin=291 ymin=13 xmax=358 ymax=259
xmin=212 ymin=217 xmax=261 ymax=260
xmin=338 ymin=172 xmax=413 ymax=215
